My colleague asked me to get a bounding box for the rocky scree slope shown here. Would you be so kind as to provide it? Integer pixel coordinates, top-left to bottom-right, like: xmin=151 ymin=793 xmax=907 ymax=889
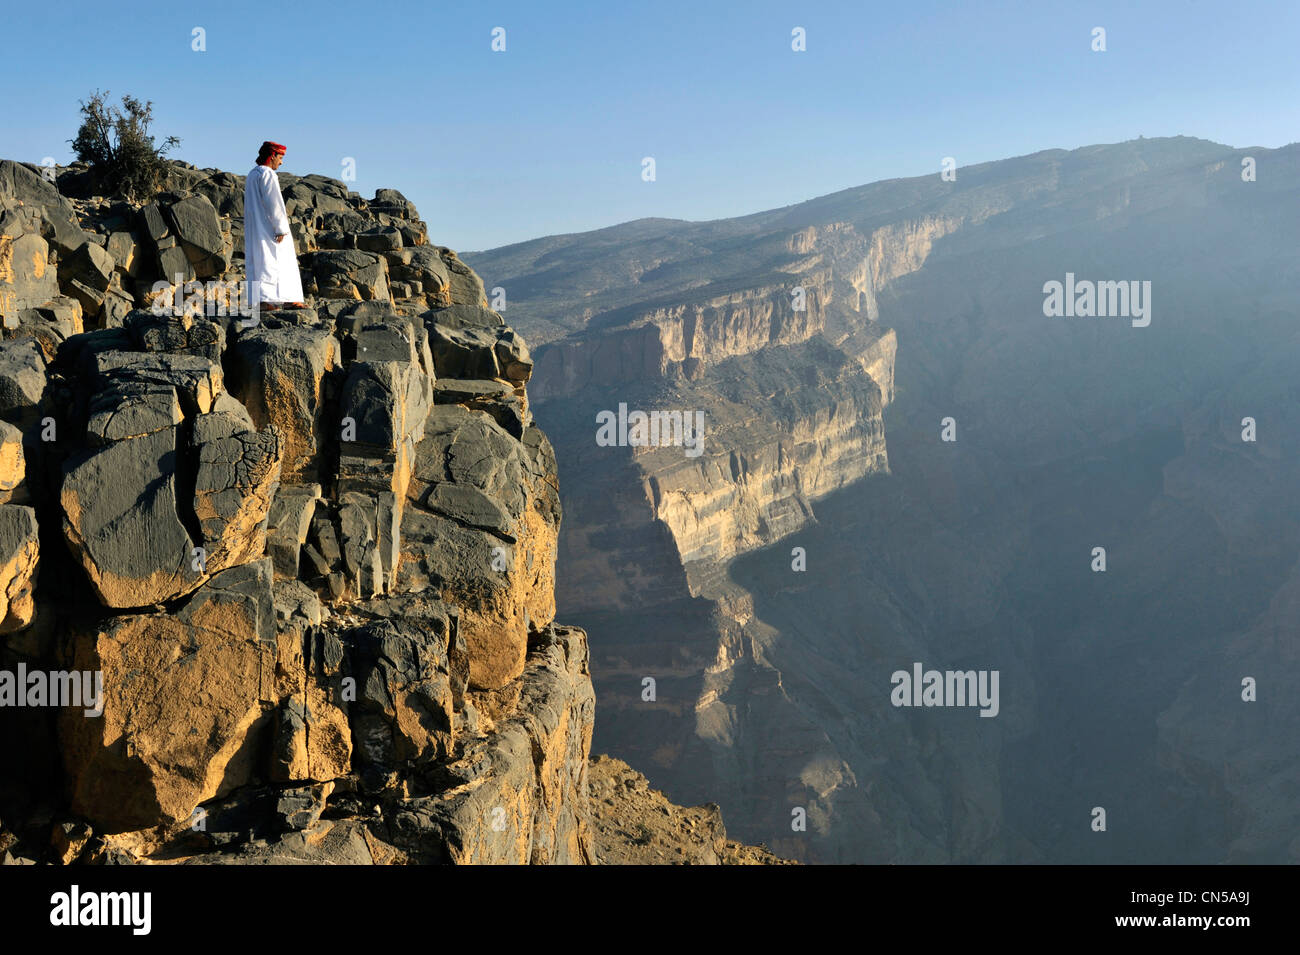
xmin=0 ymin=156 xmax=663 ymax=864
xmin=588 ymin=755 xmax=793 ymax=864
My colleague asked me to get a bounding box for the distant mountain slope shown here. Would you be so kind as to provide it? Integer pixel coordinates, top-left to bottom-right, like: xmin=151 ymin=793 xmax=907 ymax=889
xmin=467 ymin=137 xmax=1234 ymax=347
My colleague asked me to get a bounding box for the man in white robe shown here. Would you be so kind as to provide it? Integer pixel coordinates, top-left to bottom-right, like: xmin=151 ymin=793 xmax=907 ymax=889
xmin=244 ymin=141 xmax=305 ymax=309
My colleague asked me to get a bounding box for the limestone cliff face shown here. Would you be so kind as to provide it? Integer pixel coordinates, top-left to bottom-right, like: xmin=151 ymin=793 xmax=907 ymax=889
xmin=531 ymin=270 xmax=832 ymax=401
xmin=647 ymin=270 xmax=831 ymax=373
xmin=540 ymin=332 xmax=888 ymax=620
xmin=780 ymin=213 xmax=973 ymax=326
xmin=639 ymin=360 xmax=885 ymax=574
xmin=0 ymin=158 xmax=596 ymax=864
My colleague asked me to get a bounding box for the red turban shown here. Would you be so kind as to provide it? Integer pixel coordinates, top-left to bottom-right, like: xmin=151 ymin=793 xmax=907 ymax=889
xmin=256 ymin=141 xmax=287 ymax=164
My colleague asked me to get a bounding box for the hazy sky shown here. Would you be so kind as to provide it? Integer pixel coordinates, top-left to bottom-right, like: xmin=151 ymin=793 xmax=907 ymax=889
xmin=4 ymin=0 xmax=1296 ymax=250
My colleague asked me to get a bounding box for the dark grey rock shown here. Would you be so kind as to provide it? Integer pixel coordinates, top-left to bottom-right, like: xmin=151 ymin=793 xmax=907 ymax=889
xmin=60 ymin=425 xmax=201 ymax=608
xmin=427 ymin=323 xmax=500 ymax=379
xmin=85 ymin=382 xmax=182 ymax=445
xmin=307 ymin=250 xmax=389 ymax=302
xmin=125 ymin=309 xmax=226 ymax=361
xmin=0 ymin=160 xmax=85 ymax=255
xmin=57 ymin=242 xmax=114 ymax=313
xmin=0 ymin=337 xmax=48 ymax=432
xmin=92 ymin=350 xmax=222 ymax=415
xmin=356 ymin=227 xmax=402 ymax=253
xmin=166 ymin=196 xmax=227 ymax=278
xmin=345 ymin=616 xmax=455 ymax=769
xmin=104 ymin=230 xmax=143 ymax=277
xmin=274 ymin=786 xmax=328 ymax=832
xmin=266 ymin=484 xmax=320 ymax=580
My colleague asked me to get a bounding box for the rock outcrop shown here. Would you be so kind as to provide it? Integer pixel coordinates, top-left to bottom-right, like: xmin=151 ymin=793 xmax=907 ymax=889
xmin=0 ymin=157 xmax=615 ymax=864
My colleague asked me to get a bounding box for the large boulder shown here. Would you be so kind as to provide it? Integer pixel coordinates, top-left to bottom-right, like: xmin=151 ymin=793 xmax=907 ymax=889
xmin=424 ymin=306 xmax=532 ymax=384
xmin=0 ymin=233 xmax=59 ymax=327
xmin=345 ymin=614 xmax=459 ymax=772
xmin=57 ymin=242 xmax=115 ymax=315
xmin=61 ymin=424 xmax=202 ymax=607
xmin=85 ymin=381 xmax=182 ymax=446
xmin=63 ymin=353 xmax=280 ymax=608
xmin=340 ymin=358 xmax=430 ymax=476
xmin=166 ymin=195 xmax=228 ymax=279
xmin=307 ymin=250 xmax=389 ymax=302
xmin=265 ymin=484 xmax=320 ymax=580
xmin=387 ymin=245 xmax=449 ymax=306
xmin=494 ymin=327 xmax=533 ymax=384
xmin=428 ymin=323 xmax=501 ymax=380
xmin=369 ymin=188 xmax=418 ymax=219
xmin=61 ymin=561 xmax=279 ymax=832
xmin=105 ymin=228 xmax=144 ymax=279
xmin=0 ymin=160 xmax=85 ymax=255
xmin=192 ymin=417 xmax=283 ymax=572
xmin=433 ymin=378 xmax=529 ymax=438
xmin=228 ymin=325 xmax=341 ymax=483
xmin=191 ymin=170 xmax=245 ymax=218
xmin=398 ymin=405 xmax=560 ymax=689
xmin=0 ymin=337 xmax=49 ymax=433
xmin=141 ymin=201 xmax=195 ymax=284
xmin=438 ymin=248 xmax=486 ymax=306
xmin=125 ymin=309 xmax=226 ymax=363
xmin=91 ymin=350 xmax=223 ymax=415
xmin=356 ymin=226 xmax=403 ymax=253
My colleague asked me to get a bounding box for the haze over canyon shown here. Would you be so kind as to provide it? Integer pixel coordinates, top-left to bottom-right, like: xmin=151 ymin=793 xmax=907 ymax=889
xmin=467 ymin=136 xmax=1300 ymax=863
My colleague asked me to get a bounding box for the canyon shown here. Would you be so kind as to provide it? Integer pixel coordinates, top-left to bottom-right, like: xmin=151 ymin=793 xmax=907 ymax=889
xmin=466 ymin=136 xmax=1300 ymax=863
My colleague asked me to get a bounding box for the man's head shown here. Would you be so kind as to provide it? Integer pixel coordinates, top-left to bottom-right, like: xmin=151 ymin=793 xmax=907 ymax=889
xmin=256 ymin=141 xmax=287 ymax=169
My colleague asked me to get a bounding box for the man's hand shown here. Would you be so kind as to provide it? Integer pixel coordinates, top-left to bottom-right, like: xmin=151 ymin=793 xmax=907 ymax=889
xmin=276 ymin=234 xmax=286 ymax=243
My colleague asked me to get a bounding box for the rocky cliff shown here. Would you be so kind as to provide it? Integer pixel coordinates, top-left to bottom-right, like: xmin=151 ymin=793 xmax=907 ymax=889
xmin=0 ymin=156 xmax=784 ymax=865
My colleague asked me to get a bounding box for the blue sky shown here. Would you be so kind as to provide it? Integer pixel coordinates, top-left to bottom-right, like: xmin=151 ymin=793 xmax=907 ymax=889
xmin=3 ymin=0 xmax=1296 ymax=250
